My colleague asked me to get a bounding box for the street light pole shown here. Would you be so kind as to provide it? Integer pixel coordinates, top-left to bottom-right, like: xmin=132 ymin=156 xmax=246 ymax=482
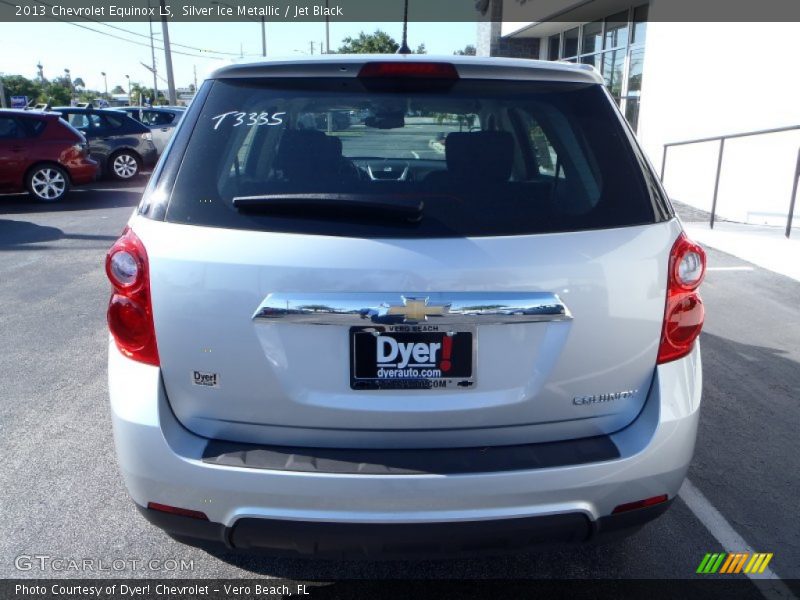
xmin=147 ymin=0 xmax=158 ymax=103
xmin=125 ymin=75 xmax=131 ymax=105
xmin=101 ymin=71 xmax=108 ymax=98
xmin=261 ymin=17 xmax=266 ymax=56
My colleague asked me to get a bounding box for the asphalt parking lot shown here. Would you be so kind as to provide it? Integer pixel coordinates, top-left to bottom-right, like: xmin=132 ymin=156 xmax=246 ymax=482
xmin=1 ymin=181 xmax=798 ymax=589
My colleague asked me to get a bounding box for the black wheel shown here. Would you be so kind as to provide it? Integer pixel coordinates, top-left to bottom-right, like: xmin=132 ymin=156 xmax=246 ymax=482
xmin=109 ymin=150 xmax=141 ymax=180
xmin=26 ymin=164 xmax=70 ymax=202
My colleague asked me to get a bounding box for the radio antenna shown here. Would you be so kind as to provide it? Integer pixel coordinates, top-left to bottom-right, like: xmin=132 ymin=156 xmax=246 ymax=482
xmin=397 ymin=0 xmax=411 ymax=54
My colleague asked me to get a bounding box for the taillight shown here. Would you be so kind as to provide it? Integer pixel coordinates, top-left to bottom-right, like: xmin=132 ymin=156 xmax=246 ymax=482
xmin=657 ymin=233 xmax=706 ymax=364
xmin=106 ymin=227 xmax=159 ymax=366
xmin=358 ymin=61 xmax=459 ymax=79
xmin=72 ymin=142 xmax=88 ymax=156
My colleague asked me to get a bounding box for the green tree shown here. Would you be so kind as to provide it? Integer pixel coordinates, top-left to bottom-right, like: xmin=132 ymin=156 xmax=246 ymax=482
xmin=129 ymin=83 xmax=166 ymax=106
xmin=41 ymin=79 xmax=71 ymax=106
xmin=337 ymin=30 xmax=399 ymax=54
xmin=415 ymin=43 xmax=427 ymax=54
xmin=72 ymin=77 xmax=86 ymax=90
xmin=111 ymin=85 xmax=125 ymax=95
xmin=0 ymin=75 xmax=42 ymax=106
xmin=454 ymin=44 xmax=476 ymax=56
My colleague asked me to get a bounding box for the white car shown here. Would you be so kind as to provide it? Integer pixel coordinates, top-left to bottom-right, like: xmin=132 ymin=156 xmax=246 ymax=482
xmin=118 ymin=106 xmax=185 ymax=154
xmin=106 ymin=55 xmax=706 ymax=557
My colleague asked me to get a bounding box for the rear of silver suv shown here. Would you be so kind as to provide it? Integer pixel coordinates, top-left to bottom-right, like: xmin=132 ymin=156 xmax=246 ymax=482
xmin=106 ymin=55 xmax=706 ymax=557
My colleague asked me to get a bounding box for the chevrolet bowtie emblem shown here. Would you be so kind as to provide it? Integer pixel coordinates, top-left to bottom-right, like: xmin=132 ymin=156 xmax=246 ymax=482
xmin=385 ymin=297 xmax=448 ymax=322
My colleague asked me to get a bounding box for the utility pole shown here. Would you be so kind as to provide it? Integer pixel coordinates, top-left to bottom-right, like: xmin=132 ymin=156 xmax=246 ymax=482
xmin=160 ymin=0 xmax=177 ymax=105
xmin=36 ymin=62 xmax=44 ymax=81
xmin=0 ymin=77 xmax=6 ymax=109
xmin=310 ymin=41 xmax=315 ymax=55
xmin=325 ymin=0 xmax=330 ymax=53
xmin=101 ymin=71 xmax=108 ymax=98
xmin=193 ymin=65 xmax=198 ymax=92
xmin=148 ymin=0 xmax=158 ymax=103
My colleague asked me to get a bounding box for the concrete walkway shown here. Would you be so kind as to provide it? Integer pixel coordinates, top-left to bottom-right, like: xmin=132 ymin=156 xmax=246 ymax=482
xmin=684 ymin=221 xmax=800 ymax=283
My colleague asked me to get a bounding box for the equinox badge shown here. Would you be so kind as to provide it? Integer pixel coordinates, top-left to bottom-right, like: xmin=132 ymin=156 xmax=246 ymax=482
xmin=573 ymin=389 xmax=638 ymax=406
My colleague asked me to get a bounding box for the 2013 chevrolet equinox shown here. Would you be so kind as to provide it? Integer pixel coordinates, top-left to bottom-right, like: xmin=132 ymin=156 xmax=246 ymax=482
xmin=106 ymin=55 xmax=706 ymax=557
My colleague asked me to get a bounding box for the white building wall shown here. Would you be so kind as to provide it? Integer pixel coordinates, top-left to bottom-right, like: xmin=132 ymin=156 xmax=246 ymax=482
xmin=637 ymin=17 xmax=800 ymax=225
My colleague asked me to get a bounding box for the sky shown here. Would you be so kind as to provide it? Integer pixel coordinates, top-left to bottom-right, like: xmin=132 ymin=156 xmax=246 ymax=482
xmin=0 ymin=21 xmax=477 ymax=92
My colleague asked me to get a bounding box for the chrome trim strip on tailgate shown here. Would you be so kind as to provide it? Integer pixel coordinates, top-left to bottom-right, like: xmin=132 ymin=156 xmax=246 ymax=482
xmin=253 ymin=293 xmax=572 ymax=325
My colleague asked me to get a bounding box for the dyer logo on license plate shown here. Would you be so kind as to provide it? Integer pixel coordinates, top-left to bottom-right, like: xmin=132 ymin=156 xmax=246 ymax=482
xmin=350 ymin=326 xmax=474 ymax=390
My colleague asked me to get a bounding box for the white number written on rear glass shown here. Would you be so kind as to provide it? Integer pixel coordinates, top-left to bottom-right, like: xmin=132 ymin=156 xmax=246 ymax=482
xmin=211 ymin=111 xmax=285 ymax=130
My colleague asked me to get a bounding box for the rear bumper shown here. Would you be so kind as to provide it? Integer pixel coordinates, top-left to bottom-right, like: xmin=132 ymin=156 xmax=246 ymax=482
xmin=140 ymin=143 xmax=158 ymax=167
xmin=109 ymin=339 xmax=701 ymax=556
xmin=136 ymin=500 xmax=673 ymax=557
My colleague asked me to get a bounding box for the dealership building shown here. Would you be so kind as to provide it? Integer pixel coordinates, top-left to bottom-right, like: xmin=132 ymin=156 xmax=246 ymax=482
xmin=478 ymin=1 xmax=800 ymax=229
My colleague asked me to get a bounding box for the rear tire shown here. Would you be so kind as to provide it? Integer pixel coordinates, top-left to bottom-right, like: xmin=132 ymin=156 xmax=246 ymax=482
xmin=26 ymin=164 xmax=70 ymax=202
xmin=109 ymin=150 xmax=141 ymax=180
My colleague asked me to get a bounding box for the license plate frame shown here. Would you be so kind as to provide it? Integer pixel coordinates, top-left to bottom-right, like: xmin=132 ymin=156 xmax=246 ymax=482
xmin=349 ymin=325 xmax=476 ymax=391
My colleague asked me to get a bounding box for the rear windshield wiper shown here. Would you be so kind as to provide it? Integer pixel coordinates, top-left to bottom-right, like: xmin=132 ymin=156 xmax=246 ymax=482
xmin=232 ymin=193 xmax=425 ymax=222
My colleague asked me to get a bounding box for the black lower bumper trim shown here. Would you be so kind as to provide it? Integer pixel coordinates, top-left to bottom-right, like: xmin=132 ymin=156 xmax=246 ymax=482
xmin=230 ymin=513 xmax=591 ymax=557
xmin=202 ymin=435 xmax=620 ymax=475
xmin=136 ymin=498 xmax=673 ymax=558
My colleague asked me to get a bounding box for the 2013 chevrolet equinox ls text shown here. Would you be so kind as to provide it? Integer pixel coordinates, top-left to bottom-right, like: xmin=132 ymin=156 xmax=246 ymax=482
xmin=106 ymin=55 xmax=706 ymax=557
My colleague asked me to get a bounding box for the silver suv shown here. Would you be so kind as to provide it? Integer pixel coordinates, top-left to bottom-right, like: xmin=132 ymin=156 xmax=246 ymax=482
xmin=106 ymin=55 xmax=706 ymax=557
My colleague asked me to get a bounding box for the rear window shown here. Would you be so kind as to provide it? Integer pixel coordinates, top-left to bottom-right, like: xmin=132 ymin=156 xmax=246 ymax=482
xmin=162 ymin=77 xmax=659 ymax=238
xmin=65 ymin=112 xmax=102 ymax=130
xmin=19 ymin=116 xmax=47 ymax=137
xmin=103 ymin=114 xmax=124 ymax=129
xmin=144 ymin=111 xmax=176 ymax=126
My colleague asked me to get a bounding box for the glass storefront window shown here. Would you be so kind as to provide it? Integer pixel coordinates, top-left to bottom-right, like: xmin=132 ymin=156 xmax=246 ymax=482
xmin=602 ymin=49 xmax=625 ymax=100
xmin=625 ymin=98 xmax=640 ymax=131
xmin=541 ymin=4 xmax=648 ymax=131
xmin=548 ymin=34 xmax=560 ymax=60
xmin=580 ymin=54 xmax=602 ymax=70
xmin=632 ymin=4 xmax=648 ymax=44
xmin=627 ymin=47 xmax=645 ymax=95
xmin=582 ymin=21 xmax=603 ymax=55
xmin=604 ymin=11 xmax=629 ymax=49
xmin=563 ymin=27 xmax=579 ymax=58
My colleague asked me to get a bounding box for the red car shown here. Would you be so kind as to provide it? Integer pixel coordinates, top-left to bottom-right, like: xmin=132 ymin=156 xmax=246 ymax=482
xmin=0 ymin=109 xmax=98 ymax=202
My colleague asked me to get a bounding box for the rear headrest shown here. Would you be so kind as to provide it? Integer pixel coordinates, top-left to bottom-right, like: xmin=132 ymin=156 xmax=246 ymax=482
xmin=275 ymin=129 xmax=342 ymax=180
xmin=446 ymin=131 xmax=514 ymax=183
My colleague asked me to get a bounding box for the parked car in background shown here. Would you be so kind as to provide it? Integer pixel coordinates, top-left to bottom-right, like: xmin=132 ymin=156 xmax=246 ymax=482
xmin=51 ymin=107 xmax=157 ymax=180
xmin=0 ymin=109 xmax=97 ymax=202
xmin=118 ymin=106 xmax=185 ymax=154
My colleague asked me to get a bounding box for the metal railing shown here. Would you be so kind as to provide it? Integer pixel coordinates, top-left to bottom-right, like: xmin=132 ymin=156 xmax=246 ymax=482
xmin=660 ymin=125 xmax=800 ymax=238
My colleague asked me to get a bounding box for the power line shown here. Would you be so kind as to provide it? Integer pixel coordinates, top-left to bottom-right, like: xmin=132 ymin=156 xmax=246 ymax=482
xmin=2 ymin=0 xmax=256 ymax=60
xmin=95 ymin=18 xmax=243 ymax=56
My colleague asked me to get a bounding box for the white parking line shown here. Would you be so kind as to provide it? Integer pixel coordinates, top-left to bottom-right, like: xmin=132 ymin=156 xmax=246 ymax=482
xmin=707 ymin=266 xmax=755 ymax=272
xmin=679 ymin=479 xmax=796 ymax=599
xmin=411 ymin=151 xmax=420 ymax=159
